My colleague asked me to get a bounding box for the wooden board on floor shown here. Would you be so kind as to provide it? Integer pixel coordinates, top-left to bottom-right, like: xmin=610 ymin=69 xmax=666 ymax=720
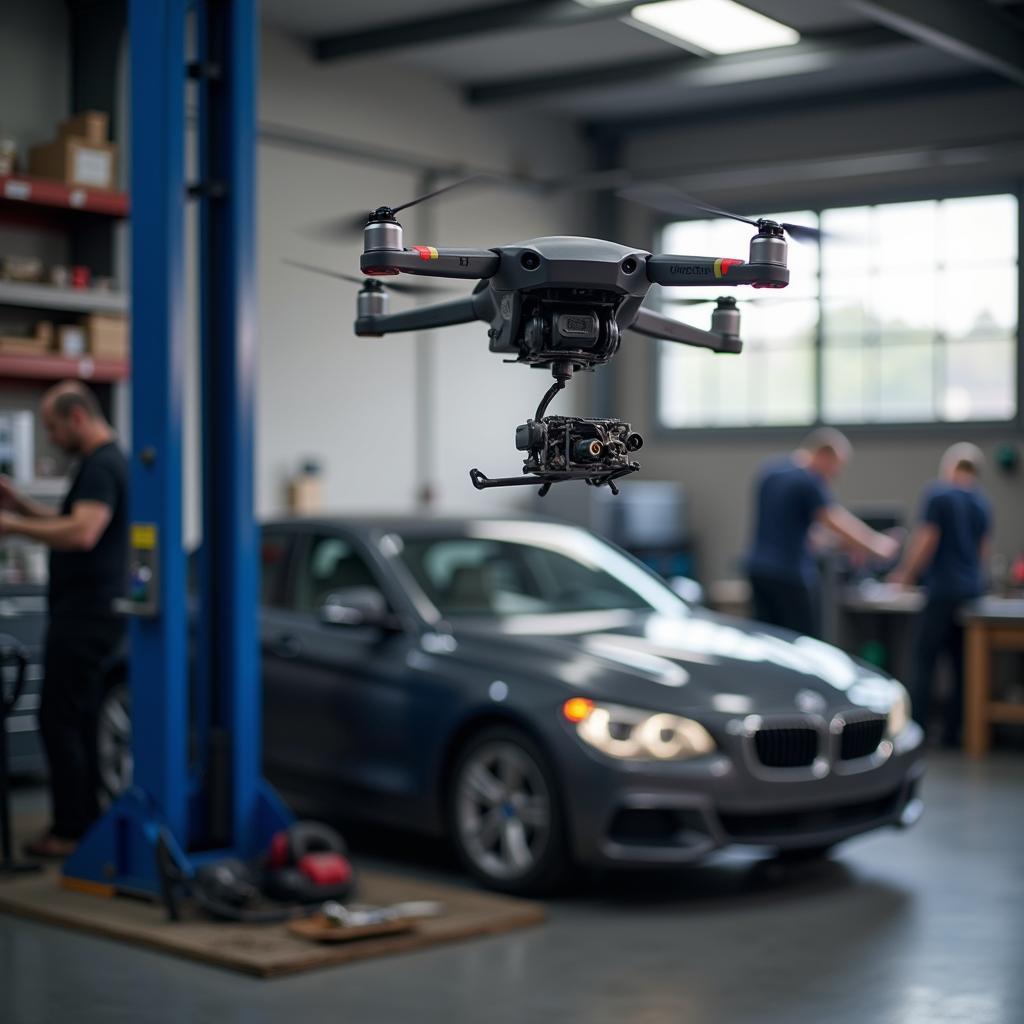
xmin=0 ymin=867 xmax=544 ymax=977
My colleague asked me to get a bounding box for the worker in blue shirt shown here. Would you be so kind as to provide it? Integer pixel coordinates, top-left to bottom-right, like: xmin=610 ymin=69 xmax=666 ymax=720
xmin=746 ymin=428 xmax=899 ymax=638
xmin=888 ymin=443 xmax=991 ymax=744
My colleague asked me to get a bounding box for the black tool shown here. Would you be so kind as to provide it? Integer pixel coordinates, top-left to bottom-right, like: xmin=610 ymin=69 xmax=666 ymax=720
xmin=155 ymin=819 xmax=355 ymax=923
xmin=0 ymin=636 xmax=42 ymax=877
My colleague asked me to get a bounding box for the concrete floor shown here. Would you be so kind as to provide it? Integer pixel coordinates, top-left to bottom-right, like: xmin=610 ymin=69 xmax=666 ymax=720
xmin=2 ymin=751 xmax=1023 ymax=1024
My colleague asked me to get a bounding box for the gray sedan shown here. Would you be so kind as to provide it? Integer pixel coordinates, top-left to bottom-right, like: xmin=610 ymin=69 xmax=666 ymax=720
xmin=84 ymin=516 xmax=924 ymax=895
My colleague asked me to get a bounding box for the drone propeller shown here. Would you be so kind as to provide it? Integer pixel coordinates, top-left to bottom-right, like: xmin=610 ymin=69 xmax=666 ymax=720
xmin=282 ymin=259 xmax=448 ymax=296
xmin=305 ymin=174 xmax=494 ymax=242
xmin=665 ymin=293 xmax=805 ymax=306
xmin=620 ymin=183 xmax=824 ymax=244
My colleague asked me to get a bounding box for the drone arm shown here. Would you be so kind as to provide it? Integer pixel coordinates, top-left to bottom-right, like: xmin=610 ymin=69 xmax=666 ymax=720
xmin=361 ymin=246 xmax=500 ymax=280
xmin=355 ymin=292 xmax=491 ymax=337
xmin=646 ymin=254 xmax=788 ymax=289
xmin=630 ymin=306 xmax=742 ymax=354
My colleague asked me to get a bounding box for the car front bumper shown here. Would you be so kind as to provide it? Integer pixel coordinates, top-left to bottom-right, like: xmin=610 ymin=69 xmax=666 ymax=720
xmin=553 ymin=720 xmax=926 ymax=867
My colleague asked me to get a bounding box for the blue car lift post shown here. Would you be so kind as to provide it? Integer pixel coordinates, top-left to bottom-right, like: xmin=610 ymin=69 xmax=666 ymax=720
xmin=63 ymin=0 xmax=291 ymax=898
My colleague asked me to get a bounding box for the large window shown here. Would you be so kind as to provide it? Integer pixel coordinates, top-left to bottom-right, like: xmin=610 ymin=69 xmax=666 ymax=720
xmin=657 ymin=193 xmax=1019 ymax=428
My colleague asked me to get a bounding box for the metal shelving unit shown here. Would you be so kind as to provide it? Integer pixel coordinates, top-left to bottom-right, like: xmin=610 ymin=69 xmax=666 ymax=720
xmin=0 ymin=279 xmax=127 ymax=314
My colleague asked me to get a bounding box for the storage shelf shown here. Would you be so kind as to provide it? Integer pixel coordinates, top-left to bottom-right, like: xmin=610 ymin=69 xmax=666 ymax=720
xmin=0 ymin=279 xmax=127 ymax=314
xmin=0 ymin=174 xmax=128 ymax=218
xmin=0 ymin=353 xmax=128 ymax=382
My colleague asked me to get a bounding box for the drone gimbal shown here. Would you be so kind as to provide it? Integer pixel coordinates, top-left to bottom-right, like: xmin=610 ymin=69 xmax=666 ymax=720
xmin=343 ymin=193 xmax=792 ymax=494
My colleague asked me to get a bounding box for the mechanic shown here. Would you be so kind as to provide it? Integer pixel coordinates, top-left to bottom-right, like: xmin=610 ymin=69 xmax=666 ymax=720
xmin=0 ymin=381 xmax=127 ymax=858
xmin=745 ymin=428 xmax=898 ymax=638
xmin=888 ymin=443 xmax=991 ymax=744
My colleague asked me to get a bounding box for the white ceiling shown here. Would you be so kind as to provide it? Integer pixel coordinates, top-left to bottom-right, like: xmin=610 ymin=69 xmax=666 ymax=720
xmin=260 ymin=0 xmax=1019 ymax=125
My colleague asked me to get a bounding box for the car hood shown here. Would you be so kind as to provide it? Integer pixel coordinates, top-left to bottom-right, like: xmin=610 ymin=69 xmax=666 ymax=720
xmin=448 ymin=608 xmax=902 ymax=717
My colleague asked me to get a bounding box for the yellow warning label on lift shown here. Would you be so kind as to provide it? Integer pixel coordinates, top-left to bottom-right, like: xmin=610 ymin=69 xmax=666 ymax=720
xmin=131 ymin=523 xmax=158 ymax=551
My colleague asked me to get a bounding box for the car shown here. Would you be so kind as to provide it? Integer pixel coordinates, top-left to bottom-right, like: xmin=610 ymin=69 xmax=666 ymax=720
xmin=100 ymin=516 xmax=926 ymax=893
xmin=89 ymin=516 xmax=924 ymax=894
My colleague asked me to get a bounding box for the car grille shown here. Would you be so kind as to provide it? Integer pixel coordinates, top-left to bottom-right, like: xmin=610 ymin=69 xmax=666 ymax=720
xmin=753 ymin=726 xmax=819 ymax=768
xmin=840 ymin=717 xmax=886 ymax=760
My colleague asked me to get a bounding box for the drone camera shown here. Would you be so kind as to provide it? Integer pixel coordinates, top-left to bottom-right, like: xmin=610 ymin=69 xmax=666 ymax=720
xmin=515 ymin=421 xmax=546 ymax=451
xmin=555 ymin=311 xmax=601 ymax=347
xmin=573 ymin=438 xmax=605 ymax=461
xmin=514 ymin=414 xmax=642 ymax=484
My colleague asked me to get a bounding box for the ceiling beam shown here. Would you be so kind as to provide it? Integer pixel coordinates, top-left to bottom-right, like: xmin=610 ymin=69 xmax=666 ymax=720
xmin=585 ymin=70 xmax=1003 ymax=138
xmin=850 ymin=0 xmax=1024 ymax=86
xmin=313 ymin=0 xmax=638 ymax=62
xmin=465 ymin=26 xmax=902 ymax=105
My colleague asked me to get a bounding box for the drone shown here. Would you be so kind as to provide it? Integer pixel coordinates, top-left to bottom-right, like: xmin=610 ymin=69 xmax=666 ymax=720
xmin=290 ymin=180 xmax=817 ymax=495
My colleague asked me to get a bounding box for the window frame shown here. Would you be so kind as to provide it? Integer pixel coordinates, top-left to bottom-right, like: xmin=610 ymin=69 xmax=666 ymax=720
xmin=650 ymin=183 xmax=1024 ymax=439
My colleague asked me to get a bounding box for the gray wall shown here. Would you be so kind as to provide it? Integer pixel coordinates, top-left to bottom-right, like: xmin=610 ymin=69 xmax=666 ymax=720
xmin=255 ymin=28 xmax=590 ymax=523
xmin=614 ymin=83 xmax=1024 ymax=583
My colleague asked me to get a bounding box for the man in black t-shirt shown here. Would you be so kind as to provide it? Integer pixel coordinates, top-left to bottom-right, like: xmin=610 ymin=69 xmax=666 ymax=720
xmin=0 ymin=381 xmax=127 ymax=858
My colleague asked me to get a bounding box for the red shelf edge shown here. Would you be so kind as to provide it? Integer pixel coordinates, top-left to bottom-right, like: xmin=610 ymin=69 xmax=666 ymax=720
xmin=0 ymin=174 xmax=129 ymax=218
xmin=0 ymin=352 xmax=129 ymax=382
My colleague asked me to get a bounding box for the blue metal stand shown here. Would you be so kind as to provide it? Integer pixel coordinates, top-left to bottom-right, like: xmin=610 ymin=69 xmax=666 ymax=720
xmin=63 ymin=0 xmax=291 ymax=898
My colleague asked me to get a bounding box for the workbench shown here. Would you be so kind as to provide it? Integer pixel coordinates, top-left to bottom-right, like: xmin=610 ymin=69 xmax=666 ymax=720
xmin=839 ymin=581 xmax=924 ymax=683
xmin=962 ymin=598 xmax=1024 ymax=758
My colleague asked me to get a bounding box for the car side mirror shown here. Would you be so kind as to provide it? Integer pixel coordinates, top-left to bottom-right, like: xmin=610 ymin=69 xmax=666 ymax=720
xmin=668 ymin=576 xmax=704 ymax=606
xmin=320 ymin=587 xmax=396 ymax=629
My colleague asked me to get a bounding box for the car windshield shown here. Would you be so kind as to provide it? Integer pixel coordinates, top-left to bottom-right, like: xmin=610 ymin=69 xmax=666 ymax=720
xmin=393 ymin=521 xmax=685 ymax=618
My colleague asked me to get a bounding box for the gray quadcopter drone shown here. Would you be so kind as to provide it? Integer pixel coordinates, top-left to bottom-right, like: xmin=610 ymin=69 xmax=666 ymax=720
xmin=289 ymin=181 xmax=812 ymax=495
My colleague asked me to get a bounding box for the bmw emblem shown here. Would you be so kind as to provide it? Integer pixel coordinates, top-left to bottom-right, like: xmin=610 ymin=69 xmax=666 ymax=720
xmin=796 ymin=689 xmax=827 ymax=715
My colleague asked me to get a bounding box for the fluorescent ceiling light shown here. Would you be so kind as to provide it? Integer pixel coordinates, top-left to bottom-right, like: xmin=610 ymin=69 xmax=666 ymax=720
xmin=630 ymin=0 xmax=800 ymax=55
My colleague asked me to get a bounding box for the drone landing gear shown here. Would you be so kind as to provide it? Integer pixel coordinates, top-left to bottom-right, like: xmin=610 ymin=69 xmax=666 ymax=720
xmin=469 ymin=465 xmax=640 ymax=496
xmin=469 ymin=360 xmax=643 ymax=496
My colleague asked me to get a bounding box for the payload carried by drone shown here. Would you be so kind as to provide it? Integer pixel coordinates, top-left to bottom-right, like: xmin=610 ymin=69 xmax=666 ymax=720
xmin=288 ymin=179 xmax=819 ymax=495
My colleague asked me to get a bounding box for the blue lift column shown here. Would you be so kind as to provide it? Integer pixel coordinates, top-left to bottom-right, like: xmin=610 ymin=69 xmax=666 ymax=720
xmin=63 ymin=0 xmax=290 ymax=898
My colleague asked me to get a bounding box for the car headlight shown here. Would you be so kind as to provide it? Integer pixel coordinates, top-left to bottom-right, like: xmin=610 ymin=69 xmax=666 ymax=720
xmin=886 ymin=684 xmax=912 ymax=738
xmin=563 ymin=698 xmax=715 ymax=761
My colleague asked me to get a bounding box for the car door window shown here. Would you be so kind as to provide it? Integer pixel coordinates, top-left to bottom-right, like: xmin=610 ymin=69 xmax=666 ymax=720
xmin=291 ymin=534 xmax=387 ymax=614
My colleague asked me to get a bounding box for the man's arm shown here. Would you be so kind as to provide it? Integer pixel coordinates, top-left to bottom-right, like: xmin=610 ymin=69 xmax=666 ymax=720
xmin=0 ymin=475 xmax=58 ymax=519
xmin=887 ymin=523 xmax=939 ymax=587
xmin=0 ymin=500 xmax=112 ymax=551
xmin=817 ymin=504 xmax=900 ymax=562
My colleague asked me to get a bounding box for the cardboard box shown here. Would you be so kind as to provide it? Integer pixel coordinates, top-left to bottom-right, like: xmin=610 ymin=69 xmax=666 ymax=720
xmin=29 ymin=137 xmax=117 ymax=190
xmin=58 ymin=110 xmax=110 ymax=145
xmin=0 ymin=256 xmax=44 ymax=282
xmin=0 ymin=320 xmax=54 ymax=355
xmin=288 ymin=474 xmax=323 ymax=515
xmin=85 ymin=313 xmax=128 ymax=360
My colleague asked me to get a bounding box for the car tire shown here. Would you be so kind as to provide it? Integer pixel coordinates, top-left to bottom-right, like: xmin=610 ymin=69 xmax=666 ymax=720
xmin=447 ymin=725 xmax=567 ymax=896
xmin=97 ymin=673 xmax=133 ymax=803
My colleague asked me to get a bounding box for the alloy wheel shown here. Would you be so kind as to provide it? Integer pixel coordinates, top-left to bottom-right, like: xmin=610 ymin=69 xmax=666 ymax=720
xmin=454 ymin=738 xmax=553 ymax=882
